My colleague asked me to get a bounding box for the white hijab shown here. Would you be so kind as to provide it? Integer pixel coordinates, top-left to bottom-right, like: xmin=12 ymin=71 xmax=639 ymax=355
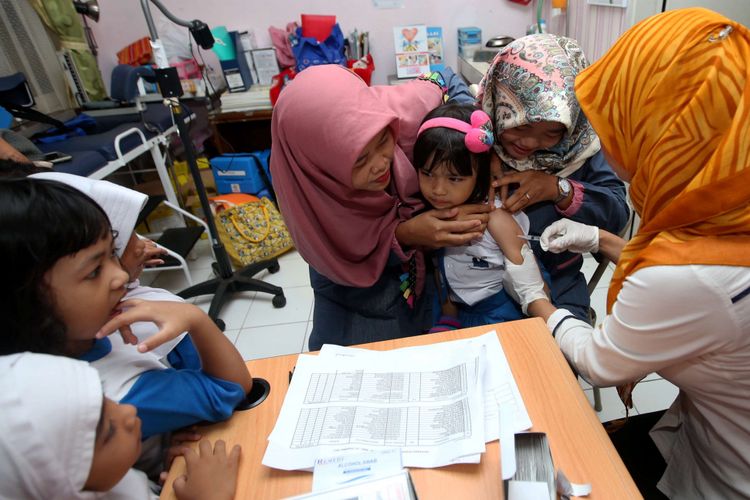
xmin=0 ymin=353 xmax=155 ymax=500
xmin=30 ymin=172 xmax=148 ymax=257
xmin=0 ymin=352 xmax=102 ymax=499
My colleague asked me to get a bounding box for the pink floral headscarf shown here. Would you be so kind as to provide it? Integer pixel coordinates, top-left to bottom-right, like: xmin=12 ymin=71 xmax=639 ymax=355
xmin=270 ymin=65 xmax=443 ymax=288
xmin=478 ymin=34 xmax=600 ymax=176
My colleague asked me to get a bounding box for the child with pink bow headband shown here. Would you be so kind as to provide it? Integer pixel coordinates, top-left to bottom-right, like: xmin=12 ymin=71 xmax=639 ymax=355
xmin=415 ymin=103 xmax=540 ymax=329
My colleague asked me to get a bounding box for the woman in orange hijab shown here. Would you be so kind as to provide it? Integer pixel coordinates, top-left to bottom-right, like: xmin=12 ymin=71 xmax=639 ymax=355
xmin=503 ymin=8 xmax=750 ymax=498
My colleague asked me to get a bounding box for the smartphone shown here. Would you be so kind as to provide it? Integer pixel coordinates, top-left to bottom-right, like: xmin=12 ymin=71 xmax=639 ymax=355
xmin=39 ymin=151 xmax=72 ymax=164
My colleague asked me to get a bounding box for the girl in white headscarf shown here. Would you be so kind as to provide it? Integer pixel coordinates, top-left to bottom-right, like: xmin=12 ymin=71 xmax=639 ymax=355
xmin=0 ymin=352 xmax=241 ymax=499
xmin=0 ymin=351 xmax=154 ymax=499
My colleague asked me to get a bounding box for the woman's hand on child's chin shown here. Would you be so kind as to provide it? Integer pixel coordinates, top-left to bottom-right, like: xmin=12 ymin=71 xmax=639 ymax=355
xmin=96 ymin=299 xmax=209 ymax=353
xmin=397 ymin=205 xmax=490 ymax=249
xmin=171 ymin=439 xmax=241 ymax=500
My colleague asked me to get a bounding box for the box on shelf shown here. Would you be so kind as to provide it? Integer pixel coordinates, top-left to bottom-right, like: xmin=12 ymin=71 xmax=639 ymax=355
xmin=458 ymin=27 xmax=482 ymax=61
xmin=459 ymin=42 xmax=482 ymax=59
xmin=171 ymin=158 xmax=216 ymax=200
xmin=458 ymin=26 xmax=482 ymax=44
xmin=209 ymin=152 xmax=272 ymax=197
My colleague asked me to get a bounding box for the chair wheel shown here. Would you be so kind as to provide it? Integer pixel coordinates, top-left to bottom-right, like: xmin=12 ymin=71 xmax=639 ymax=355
xmin=269 ymin=262 xmax=280 ymax=273
xmin=272 ymin=294 xmax=286 ymax=308
xmin=213 ymin=318 xmax=226 ymax=331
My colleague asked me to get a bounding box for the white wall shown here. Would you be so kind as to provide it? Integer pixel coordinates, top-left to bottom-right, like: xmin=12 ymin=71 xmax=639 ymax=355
xmin=629 ymin=0 xmax=750 ymax=28
xmin=90 ymin=0 xmax=534 ymax=88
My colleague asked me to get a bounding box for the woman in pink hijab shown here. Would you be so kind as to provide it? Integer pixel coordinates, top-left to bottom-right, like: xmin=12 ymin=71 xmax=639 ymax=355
xmin=271 ymin=65 xmax=489 ymax=350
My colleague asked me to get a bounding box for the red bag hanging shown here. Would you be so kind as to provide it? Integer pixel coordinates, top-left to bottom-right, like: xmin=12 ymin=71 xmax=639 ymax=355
xmin=347 ymin=54 xmax=375 ymax=86
xmin=269 ymin=68 xmax=296 ymax=106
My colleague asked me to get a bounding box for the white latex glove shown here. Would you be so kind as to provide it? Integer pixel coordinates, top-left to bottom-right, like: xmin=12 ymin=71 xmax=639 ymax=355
xmin=503 ymin=244 xmax=548 ymax=315
xmin=540 ymin=219 xmax=600 ymax=254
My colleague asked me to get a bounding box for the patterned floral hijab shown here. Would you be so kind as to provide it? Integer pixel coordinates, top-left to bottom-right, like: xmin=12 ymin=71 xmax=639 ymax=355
xmin=478 ymin=34 xmax=600 ymax=177
xmin=576 ymin=8 xmax=750 ymax=312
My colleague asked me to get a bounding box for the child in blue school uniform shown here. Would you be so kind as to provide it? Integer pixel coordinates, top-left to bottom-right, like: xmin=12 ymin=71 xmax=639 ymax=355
xmin=0 ymin=177 xmax=252 ymax=475
xmin=0 ymin=351 xmax=240 ymax=500
xmin=30 ymin=171 xmax=200 ymax=369
xmin=414 ymin=103 xmax=540 ymax=328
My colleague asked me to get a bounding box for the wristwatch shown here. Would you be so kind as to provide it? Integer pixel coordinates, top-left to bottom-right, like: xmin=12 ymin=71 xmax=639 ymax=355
xmin=554 ymin=177 xmax=572 ymax=204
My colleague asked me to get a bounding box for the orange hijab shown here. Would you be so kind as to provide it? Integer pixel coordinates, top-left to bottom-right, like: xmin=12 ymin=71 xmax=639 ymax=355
xmin=575 ymin=8 xmax=750 ymax=312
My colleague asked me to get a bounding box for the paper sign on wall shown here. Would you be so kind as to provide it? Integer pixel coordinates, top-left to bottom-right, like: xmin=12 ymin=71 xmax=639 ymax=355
xmin=392 ymin=25 xmax=431 ymax=78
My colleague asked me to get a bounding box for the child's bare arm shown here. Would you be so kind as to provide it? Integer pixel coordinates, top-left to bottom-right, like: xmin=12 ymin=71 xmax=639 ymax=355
xmin=96 ymin=300 xmax=253 ymax=393
xmin=172 ymin=440 xmax=241 ymax=500
xmin=487 ymin=209 xmax=525 ymax=265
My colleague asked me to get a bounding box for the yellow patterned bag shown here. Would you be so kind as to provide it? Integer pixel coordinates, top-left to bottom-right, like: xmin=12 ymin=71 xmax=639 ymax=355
xmin=213 ymin=196 xmax=294 ymax=267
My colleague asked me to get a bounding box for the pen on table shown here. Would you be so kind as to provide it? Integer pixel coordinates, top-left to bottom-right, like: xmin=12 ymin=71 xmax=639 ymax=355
xmin=288 ymin=366 xmax=295 ymax=384
xmin=517 ymin=234 xmax=541 ymax=241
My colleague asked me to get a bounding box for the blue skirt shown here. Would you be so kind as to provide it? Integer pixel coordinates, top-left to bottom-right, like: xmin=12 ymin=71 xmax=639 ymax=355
xmin=308 ymin=262 xmax=435 ymax=351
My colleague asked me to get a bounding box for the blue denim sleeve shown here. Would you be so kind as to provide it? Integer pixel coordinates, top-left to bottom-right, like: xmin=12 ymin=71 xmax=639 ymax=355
xmin=567 ymin=150 xmax=630 ymax=234
xmin=122 ymin=369 xmax=246 ymax=439
xmin=439 ymin=67 xmax=475 ymax=104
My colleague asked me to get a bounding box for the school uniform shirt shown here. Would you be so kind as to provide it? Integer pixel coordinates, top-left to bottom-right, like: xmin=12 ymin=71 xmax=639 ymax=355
xmin=123 ymin=281 xmax=200 ymax=369
xmin=443 ymin=201 xmax=530 ymax=306
xmin=79 ymin=335 xmax=245 ymax=440
xmin=548 ymin=264 xmax=750 ymax=499
xmin=103 ymin=470 xmax=159 ymax=500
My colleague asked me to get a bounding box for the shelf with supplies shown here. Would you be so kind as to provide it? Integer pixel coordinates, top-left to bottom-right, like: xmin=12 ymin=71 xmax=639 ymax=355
xmin=209 ymin=87 xmax=273 ymax=154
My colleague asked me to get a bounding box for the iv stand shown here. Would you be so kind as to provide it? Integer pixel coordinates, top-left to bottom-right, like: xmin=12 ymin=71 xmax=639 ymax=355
xmin=139 ymin=0 xmax=286 ymax=330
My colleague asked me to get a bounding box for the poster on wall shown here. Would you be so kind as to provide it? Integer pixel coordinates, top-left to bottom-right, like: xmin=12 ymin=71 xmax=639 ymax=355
xmin=392 ymin=25 xmax=430 ymax=78
xmin=426 ymin=27 xmax=445 ymax=72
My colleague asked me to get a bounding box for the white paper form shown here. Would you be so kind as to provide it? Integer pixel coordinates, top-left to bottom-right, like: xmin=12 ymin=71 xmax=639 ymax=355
xmin=319 ymin=331 xmax=532 ymax=441
xmin=263 ymin=346 xmax=486 ymax=470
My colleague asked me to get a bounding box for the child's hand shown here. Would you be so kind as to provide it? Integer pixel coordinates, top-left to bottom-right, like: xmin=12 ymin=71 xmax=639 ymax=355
xmin=96 ymin=299 xmax=212 ymax=353
xmin=142 ymin=239 xmax=167 ymax=268
xmin=159 ymin=427 xmax=203 ymax=486
xmin=172 ymin=439 xmax=241 ymax=500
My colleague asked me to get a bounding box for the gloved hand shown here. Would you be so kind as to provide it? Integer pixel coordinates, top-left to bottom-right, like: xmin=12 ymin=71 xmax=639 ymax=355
xmin=503 ymin=244 xmax=548 ymax=315
xmin=540 ymin=219 xmax=600 ymax=254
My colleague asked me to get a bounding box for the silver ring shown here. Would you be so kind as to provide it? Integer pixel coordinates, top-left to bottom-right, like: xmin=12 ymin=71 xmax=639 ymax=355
xmin=524 ymin=192 xmax=531 ymax=200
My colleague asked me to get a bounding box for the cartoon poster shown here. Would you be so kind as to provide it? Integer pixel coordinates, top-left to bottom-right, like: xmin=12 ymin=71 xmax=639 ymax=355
xmin=426 ymin=27 xmax=445 ymax=72
xmin=392 ymin=25 xmax=430 ymax=78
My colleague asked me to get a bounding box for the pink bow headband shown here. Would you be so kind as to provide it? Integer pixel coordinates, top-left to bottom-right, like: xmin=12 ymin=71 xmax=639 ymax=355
xmin=417 ymin=110 xmax=494 ymax=153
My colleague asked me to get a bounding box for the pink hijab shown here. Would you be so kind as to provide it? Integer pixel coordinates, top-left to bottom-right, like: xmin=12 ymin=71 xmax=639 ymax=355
xmin=271 ymin=65 xmax=443 ymax=287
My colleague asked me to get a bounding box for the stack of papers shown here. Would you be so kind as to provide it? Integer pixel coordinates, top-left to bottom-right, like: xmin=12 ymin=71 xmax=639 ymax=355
xmin=219 ymin=86 xmax=272 ymax=112
xmin=263 ymin=331 xmax=531 ymax=471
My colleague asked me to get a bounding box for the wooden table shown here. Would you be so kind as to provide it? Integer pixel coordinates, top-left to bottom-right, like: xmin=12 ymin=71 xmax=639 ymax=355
xmin=161 ymin=319 xmax=640 ymax=499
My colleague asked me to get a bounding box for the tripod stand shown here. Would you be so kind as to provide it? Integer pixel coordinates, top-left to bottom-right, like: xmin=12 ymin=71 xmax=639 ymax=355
xmin=140 ymin=0 xmax=285 ymax=331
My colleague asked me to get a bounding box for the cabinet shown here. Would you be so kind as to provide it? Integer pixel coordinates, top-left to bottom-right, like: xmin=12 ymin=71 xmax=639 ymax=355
xmin=209 ymin=108 xmax=273 ymax=155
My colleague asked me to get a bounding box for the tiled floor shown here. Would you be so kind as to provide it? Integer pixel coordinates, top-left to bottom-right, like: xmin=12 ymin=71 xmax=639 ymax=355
xmin=142 ymin=238 xmax=677 ymax=423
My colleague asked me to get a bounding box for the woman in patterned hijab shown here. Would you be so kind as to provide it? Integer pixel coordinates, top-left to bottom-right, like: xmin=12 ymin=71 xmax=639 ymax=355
xmin=503 ymin=9 xmax=750 ymax=498
xmin=479 ymin=34 xmax=630 ymax=322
